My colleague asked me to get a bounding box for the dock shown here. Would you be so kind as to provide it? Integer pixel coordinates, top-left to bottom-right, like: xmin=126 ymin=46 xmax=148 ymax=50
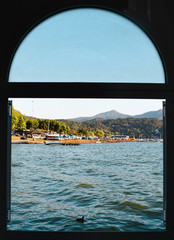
xmin=44 ymin=141 xmax=80 ymax=146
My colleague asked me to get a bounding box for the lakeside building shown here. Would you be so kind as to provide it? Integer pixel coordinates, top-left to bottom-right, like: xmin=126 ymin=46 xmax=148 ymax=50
xmin=13 ymin=129 xmax=46 ymax=139
xmin=25 ymin=129 xmax=46 ymax=138
xmin=13 ymin=130 xmax=138 ymax=141
xmin=111 ymin=135 xmax=130 ymax=140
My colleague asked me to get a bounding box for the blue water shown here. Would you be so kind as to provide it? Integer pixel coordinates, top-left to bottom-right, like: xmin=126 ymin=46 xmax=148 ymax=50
xmin=8 ymin=142 xmax=165 ymax=232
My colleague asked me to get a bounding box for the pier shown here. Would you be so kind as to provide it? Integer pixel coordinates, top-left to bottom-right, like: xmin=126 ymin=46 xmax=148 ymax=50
xmin=45 ymin=141 xmax=80 ymax=146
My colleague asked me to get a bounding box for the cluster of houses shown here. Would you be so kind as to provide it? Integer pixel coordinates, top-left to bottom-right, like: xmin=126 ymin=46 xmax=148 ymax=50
xmin=13 ymin=129 xmax=134 ymax=141
xmin=13 ymin=130 xmax=161 ymax=142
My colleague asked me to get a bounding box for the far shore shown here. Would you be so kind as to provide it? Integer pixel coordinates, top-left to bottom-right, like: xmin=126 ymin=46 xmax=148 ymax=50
xmin=11 ymin=136 xmax=141 ymax=144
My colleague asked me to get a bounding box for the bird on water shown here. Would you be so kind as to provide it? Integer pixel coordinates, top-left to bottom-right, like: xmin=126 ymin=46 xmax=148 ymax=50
xmin=76 ymin=216 xmax=85 ymax=222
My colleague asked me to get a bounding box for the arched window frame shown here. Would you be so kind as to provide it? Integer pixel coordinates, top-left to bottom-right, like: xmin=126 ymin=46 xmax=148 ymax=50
xmin=0 ymin=2 xmax=174 ymax=240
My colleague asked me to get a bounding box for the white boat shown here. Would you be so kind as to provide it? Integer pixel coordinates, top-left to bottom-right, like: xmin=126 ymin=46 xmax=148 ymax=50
xmin=44 ymin=141 xmax=62 ymax=145
xmin=45 ymin=134 xmax=60 ymax=140
xmin=45 ymin=141 xmax=80 ymax=146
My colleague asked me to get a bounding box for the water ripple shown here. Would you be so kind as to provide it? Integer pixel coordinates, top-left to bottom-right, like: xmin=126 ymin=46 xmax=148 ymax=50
xmin=9 ymin=142 xmax=165 ymax=232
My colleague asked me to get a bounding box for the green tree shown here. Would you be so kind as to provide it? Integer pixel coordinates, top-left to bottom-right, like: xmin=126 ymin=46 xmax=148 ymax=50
xmin=44 ymin=119 xmax=49 ymax=131
xmin=17 ymin=115 xmax=26 ymax=130
xmin=95 ymin=129 xmax=104 ymax=138
xmin=88 ymin=131 xmax=94 ymax=137
xmin=54 ymin=121 xmax=61 ymax=132
xmin=12 ymin=106 xmax=19 ymax=130
xmin=69 ymin=129 xmax=77 ymax=135
xmin=78 ymin=128 xmax=88 ymax=137
xmin=26 ymin=120 xmax=32 ymax=129
xmin=12 ymin=106 xmax=27 ymax=131
xmin=32 ymin=119 xmax=39 ymax=130
xmin=66 ymin=125 xmax=70 ymax=134
xmin=38 ymin=119 xmax=45 ymax=130
xmin=59 ymin=122 xmax=67 ymax=134
xmin=50 ymin=120 xmax=57 ymax=131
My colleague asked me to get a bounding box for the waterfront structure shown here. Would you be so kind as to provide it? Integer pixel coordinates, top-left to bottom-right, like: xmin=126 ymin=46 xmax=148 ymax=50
xmin=111 ymin=135 xmax=129 ymax=140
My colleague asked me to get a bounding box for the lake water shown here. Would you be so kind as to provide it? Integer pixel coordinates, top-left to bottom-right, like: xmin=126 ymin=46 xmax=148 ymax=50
xmin=8 ymin=142 xmax=165 ymax=232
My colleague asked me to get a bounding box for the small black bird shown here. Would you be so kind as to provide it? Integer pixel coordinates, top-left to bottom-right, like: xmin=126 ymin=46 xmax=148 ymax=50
xmin=76 ymin=216 xmax=84 ymax=222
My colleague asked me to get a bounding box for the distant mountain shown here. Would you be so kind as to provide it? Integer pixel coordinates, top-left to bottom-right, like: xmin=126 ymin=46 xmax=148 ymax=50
xmin=69 ymin=109 xmax=162 ymax=122
xmin=69 ymin=110 xmax=130 ymax=122
xmin=69 ymin=116 xmax=94 ymax=122
xmin=95 ymin=110 xmax=130 ymax=119
xmin=133 ymin=109 xmax=162 ymax=119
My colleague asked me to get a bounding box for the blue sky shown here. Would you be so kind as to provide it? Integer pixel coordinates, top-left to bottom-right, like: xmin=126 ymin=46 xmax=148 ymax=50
xmin=9 ymin=8 xmax=165 ymax=118
xmin=9 ymin=8 xmax=165 ymax=83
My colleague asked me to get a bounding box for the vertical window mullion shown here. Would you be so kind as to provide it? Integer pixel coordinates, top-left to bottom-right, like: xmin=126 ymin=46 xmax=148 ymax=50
xmin=7 ymin=100 xmax=12 ymax=224
xmin=163 ymin=101 xmax=167 ymax=224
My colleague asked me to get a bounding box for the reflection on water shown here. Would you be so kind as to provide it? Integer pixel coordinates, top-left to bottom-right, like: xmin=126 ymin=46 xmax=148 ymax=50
xmin=8 ymin=142 xmax=165 ymax=232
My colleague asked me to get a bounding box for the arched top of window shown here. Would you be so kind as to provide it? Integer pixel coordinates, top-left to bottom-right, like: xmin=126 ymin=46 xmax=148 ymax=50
xmin=9 ymin=8 xmax=165 ymax=83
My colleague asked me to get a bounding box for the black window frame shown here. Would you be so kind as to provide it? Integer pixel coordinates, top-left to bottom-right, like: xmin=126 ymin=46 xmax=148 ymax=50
xmin=0 ymin=1 xmax=174 ymax=240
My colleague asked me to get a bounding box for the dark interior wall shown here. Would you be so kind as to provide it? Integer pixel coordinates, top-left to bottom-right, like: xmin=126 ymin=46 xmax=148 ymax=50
xmin=0 ymin=0 xmax=173 ymax=87
xmin=0 ymin=1 xmax=174 ymax=240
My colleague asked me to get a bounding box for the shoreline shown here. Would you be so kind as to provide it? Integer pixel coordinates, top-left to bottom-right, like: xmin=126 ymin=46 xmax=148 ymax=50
xmin=11 ymin=139 xmax=143 ymax=144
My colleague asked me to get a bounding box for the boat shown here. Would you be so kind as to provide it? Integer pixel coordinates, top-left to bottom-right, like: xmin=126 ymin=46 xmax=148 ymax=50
xmin=45 ymin=134 xmax=60 ymax=140
xmin=151 ymin=138 xmax=161 ymax=142
xmin=45 ymin=120 xmax=61 ymax=140
xmin=44 ymin=141 xmax=62 ymax=145
xmin=45 ymin=141 xmax=80 ymax=146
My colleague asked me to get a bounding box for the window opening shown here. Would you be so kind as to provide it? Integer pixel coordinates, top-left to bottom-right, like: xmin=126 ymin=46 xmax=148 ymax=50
xmin=8 ymin=8 xmax=165 ymax=83
xmin=6 ymin=5 xmax=167 ymax=234
xmin=8 ymin=98 xmax=165 ymax=232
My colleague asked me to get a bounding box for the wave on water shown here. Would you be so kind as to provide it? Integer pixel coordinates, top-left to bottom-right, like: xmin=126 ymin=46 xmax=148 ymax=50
xmin=120 ymin=201 xmax=148 ymax=210
xmin=75 ymin=183 xmax=94 ymax=188
xmin=9 ymin=142 xmax=165 ymax=232
xmin=12 ymin=162 xmax=24 ymax=167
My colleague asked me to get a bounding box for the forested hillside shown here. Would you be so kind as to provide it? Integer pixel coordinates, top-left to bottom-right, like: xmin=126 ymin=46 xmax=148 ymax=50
xmin=60 ymin=118 xmax=163 ymax=138
xmin=12 ymin=107 xmax=163 ymax=138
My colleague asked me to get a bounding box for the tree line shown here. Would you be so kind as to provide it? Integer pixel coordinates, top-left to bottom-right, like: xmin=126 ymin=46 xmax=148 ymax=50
xmin=12 ymin=107 xmax=69 ymax=134
xmin=12 ymin=107 xmax=163 ymax=138
xmin=59 ymin=118 xmax=163 ymax=138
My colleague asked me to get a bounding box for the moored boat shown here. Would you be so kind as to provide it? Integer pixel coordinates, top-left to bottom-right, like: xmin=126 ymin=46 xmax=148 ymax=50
xmin=45 ymin=141 xmax=80 ymax=146
xmin=44 ymin=141 xmax=62 ymax=145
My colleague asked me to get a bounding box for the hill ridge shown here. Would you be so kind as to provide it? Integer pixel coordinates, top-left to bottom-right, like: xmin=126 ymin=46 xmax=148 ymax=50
xmin=69 ymin=109 xmax=162 ymax=122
